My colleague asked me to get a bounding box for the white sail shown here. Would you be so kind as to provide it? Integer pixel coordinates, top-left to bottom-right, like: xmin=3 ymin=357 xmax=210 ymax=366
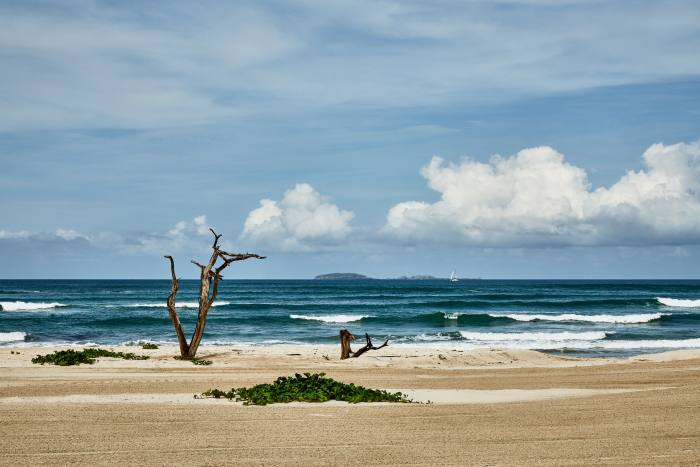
xmin=450 ymin=271 xmax=458 ymax=282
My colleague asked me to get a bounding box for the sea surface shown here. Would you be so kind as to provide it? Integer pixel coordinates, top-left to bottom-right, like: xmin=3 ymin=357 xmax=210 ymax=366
xmin=1 ymin=279 xmax=699 ymax=357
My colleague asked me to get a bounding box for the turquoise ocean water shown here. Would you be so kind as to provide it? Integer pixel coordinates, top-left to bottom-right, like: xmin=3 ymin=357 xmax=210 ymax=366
xmin=1 ymin=279 xmax=699 ymax=357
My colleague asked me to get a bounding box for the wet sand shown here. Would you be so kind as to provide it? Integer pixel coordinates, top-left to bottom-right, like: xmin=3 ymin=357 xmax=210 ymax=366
xmin=1 ymin=345 xmax=699 ymax=465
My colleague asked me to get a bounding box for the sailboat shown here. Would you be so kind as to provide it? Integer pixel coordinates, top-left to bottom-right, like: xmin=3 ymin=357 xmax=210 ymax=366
xmin=450 ymin=271 xmax=459 ymax=282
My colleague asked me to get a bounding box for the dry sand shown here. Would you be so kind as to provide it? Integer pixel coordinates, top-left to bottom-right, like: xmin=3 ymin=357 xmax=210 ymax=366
xmin=1 ymin=344 xmax=699 ymax=466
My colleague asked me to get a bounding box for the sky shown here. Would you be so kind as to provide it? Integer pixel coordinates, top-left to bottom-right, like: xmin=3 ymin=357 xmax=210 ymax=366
xmin=1 ymin=0 xmax=699 ymax=279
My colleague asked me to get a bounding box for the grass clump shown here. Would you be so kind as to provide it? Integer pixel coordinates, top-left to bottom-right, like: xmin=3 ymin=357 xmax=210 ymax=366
xmin=141 ymin=343 xmax=159 ymax=349
xmin=198 ymin=372 xmax=413 ymax=405
xmin=32 ymin=348 xmax=149 ymax=366
xmin=174 ymin=356 xmax=213 ymax=366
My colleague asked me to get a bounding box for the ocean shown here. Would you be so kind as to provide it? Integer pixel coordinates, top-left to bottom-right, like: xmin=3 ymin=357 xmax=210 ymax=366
xmin=1 ymin=279 xmax=699 ymax=357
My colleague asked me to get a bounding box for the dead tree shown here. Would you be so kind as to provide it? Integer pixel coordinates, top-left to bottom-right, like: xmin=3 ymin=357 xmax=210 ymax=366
xmin=164 ymin=228 xmax=265 ymax=358
xmin=339 ymin=329 xmax=389 ymax=359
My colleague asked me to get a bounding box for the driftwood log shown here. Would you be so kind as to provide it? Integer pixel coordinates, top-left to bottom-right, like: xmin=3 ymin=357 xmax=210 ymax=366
xmin=165 ymin=228 xmax=265 ymax=358
xmin=339 ymin=329 xmax=389 ymax=359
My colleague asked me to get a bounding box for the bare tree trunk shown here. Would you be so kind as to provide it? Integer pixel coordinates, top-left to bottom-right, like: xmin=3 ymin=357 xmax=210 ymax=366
xmin=164 ymin=255 xmax=189 ymax=356
xmin=165 ymin=229 xmax=265 ymax=358
xmin=339 ymin=329 xmax=388 ymax=359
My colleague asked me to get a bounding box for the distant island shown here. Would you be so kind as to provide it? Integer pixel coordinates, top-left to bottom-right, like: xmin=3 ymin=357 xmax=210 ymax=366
xmin=314 ymin=273 xmax=371 ymax=280
xmin=314 ymin=273 xmax=448 ymax=280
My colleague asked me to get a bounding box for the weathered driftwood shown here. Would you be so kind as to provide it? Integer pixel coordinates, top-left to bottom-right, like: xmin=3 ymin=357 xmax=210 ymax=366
xmin=165 ymin=229 xmax=265 ymax=357
xmin=339 ymin=329 xmax=389 ymax=359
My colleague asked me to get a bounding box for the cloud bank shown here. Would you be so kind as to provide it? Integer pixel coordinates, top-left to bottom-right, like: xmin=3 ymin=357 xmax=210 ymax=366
xmin=241 ymin=183 xmax=354 ymax=251
xmin=0 ymin=215 xmax=216 ymax=258
xmin=384 ymin=141 xmax=700 ymax=247
xmin=4 ymin=141 xmax=700 ymax=256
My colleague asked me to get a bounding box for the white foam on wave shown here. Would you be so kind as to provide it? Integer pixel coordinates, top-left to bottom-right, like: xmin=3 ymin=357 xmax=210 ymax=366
xmin=122 ymin=301 xmax=230 ymax=309
xmin=452 ymin=331 xmax=700 ymax=351
xmin=443 ymin=312 xmax=461 ymax=320
xmin=459 ymin=331 xmax=608 ymax=342
xmin=2 ymin=340 xmax=101 ymax=348
xmin=394 ymin=337 xmax=700 ymax=351
xmin=492 ymin=313 xmax=666 ymax=324
xmin=120 ymin=339 xmax=311 ymax=346
xmin=657 ymin=297 xmax=700 ymax=308
xmin=595 ymin=338 xmax=700 ymax=349
xmin=0 ymin=331 xmax=27 ymax=343
xmin=0 ymin=301 xmax=67 ymax=311
xmin=289 ymin=314 xmax=369 ymax=323
xmin=409 ymin=333 xmax=453 ymax=342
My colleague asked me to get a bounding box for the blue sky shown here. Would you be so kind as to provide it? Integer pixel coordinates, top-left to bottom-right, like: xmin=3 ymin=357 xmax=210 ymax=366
xmin=1 ymin=0 xmax=699 ymax=278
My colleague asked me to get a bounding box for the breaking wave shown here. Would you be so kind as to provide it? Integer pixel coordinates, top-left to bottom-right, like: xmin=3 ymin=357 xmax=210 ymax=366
xmin=407 ymin=332 xmax=455 ymax=342
xmin=0 ymin=301 xmax=67 ymax=311
xmin=492 ymin=313 xmax=666 ymax=324
xmin=289 ymin=314 xmax=370 ymax=323
xmin=459 ymin=330 xmax=608 ymax=342
xmin=0 ymin=331 xmax=28 ymax=343
xmin=657 ymin=297 xmax=700 ymax=308
xmin=399 ymin=297 xmax=658 ymax=309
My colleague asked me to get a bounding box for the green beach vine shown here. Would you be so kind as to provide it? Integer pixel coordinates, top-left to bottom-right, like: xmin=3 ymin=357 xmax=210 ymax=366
xmin=197 ymin=372 xmax=413 ymax=405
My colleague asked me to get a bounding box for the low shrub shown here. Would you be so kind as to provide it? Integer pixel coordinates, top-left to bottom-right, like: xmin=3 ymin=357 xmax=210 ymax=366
xmin=198 ymin=372 xmax=413 ymax=405
xmin=142 ymin=343 xmax=159 ymax=349
xmin=32 ymin=348 xmax=149 ymax=366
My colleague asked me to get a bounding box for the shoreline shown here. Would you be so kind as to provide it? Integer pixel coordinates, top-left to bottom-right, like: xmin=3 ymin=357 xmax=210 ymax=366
xmin=3 ymin=338 xmax=699 ymax=366
xmin=5 ymin=342 xmax=700 ymax=367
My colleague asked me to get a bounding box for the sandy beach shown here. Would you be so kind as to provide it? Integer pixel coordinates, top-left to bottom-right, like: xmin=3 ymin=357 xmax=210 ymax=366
xmin=0 ymin=344 xmax=698 ymax=466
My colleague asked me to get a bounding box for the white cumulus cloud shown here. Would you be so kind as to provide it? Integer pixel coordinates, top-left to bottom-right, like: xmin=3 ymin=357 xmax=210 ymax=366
xmin=241 ymin=183 xmax=354 ymax=251
xmin=167 ymin=215 xmax=211 ymax=239
xmin=384 ymin=141 xmax=700 ymax=247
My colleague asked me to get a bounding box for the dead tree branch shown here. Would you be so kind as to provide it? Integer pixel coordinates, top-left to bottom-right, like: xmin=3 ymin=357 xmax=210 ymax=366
xmin=209 ymin=228 xmax=222 ymax=248
xmin=339 ymin=329 xmax=389 ymax=359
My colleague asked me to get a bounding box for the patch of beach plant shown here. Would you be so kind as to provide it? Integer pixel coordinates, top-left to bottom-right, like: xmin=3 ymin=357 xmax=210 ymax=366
xmin=142 ymin=343 xmax=159 ymax=349
xmin=197 ymin=372 xmax=413 ymax=405
xmin=32 ymin=348 xmax=149 ymax=366
xmin=174 ymin=356 xmax=213 ymax=365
